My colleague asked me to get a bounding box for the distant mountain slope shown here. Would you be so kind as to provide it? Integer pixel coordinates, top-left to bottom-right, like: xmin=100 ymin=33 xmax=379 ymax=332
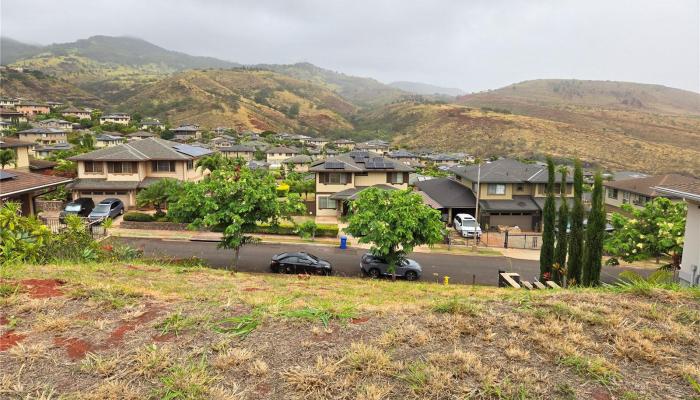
xmin=0 ymin=69 xmax=105 ymax=108
xmin=121 ymin=69 xmax=356 ymax=133
xmin=459 ymin=79 xmax=700 ymax=115
xmin=257 ymin=62 xmax=408 ymax=107
xmin=389 ymin=81 xmax=465 ymax=96
xmin=359 ymin=100 xmax=700 ymax=176
xmin=0 ymin=38 xmax=43 ymax=65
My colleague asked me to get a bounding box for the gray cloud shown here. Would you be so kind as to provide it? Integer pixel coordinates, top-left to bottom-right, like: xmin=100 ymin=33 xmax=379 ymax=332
xmin=2 ymin=0 xmax=698 ymax=92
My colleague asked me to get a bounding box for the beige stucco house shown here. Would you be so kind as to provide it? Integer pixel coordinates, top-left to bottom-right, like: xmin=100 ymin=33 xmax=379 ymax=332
xmin=604 ymin=174 xmax=697 ymax=213
xmin=37 ymin=118 xmax=73 ymax=131
xmin=220 ymin=144 xmax=255 ymax=161
xmin=68 ymin=138 xmax=212 ymax=208
xmin=62 ymin=107 xmax=92 ymax=120
xmin=266 ymin=146 xmax=299 ymax=167
xmin=309 ymin=151 xmax=414 ymax=220
xmin=17 ymin=127 xmax=68 ymax=146
xmin=100 ymin=113 xmax=131 ymax=125
xmin=16 ymin=102 xmax=50 ymax=117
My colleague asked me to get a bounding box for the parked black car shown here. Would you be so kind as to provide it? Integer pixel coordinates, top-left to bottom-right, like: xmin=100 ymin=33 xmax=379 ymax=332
xmin=360 ymin=253 xmax=422 ymax=281
xmin=270 ymin=252 xmax=332 ymax=275
xmin=88 ymin=198 xmax=125 ymax=222
xmin=59 ymin=198 xmax=95 ymax=223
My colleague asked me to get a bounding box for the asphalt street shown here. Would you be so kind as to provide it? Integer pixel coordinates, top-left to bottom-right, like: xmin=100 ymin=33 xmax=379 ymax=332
xmin=114 ymin=237 xmax=649 ymax=286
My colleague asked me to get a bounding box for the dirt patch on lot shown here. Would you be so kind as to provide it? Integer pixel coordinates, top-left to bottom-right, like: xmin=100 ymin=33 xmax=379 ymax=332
xmin=19 ymin=278 xmax=64 ymax=298
xmin=53 ymin=336 xmax=93 ymax=360
xmin=0 ymin=331 xmax=26 ymax=351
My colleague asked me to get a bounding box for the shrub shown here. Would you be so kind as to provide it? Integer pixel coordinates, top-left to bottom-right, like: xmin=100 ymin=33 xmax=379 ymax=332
xmin=44 ymin=215 xmax=99 ymax=262
xmin=123 ymin=212 xmax=156 ymax=222
xmin=295 ymin=220 xmax=318 ymax=240
xmin=0 ymin=202 xmax=51 ymax=266
xmin=248 ymin=222 xmax=338 ymax=237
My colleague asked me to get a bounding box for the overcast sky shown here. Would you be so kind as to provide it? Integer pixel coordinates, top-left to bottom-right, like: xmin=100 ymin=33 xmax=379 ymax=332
xmin=2 ymin=0 xmax=698 ymax=93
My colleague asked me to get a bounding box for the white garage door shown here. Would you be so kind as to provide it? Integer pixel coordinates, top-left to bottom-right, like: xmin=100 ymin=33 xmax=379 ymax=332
xmin=77 ymin=191 xmax=133 ymax=209
xmin=490 ymin=214 xmax=534 ymax=231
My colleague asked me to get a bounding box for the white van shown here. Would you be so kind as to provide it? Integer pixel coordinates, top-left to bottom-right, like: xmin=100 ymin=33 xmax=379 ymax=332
xmin=453 ymin=213 xmax=482 ymax=238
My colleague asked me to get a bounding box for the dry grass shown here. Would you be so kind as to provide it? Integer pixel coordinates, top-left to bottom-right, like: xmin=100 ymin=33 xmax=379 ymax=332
xmin=0 ymin=261 xmax=698 ymax=399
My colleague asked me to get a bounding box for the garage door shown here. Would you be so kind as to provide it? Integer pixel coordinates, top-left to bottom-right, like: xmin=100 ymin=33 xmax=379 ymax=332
xmin=77 ymin=191 xmax=133 ymax=209
xmin=490 ymin=214 xmax=534 ymax=231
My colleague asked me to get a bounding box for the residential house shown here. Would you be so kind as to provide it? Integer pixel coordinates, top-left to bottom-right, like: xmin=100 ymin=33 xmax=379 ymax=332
xmin=62 ymin=107 xmax=92 ymax=120
xmin=415 ymin=178 xmax=477 ymax=223
xmin=67 ymin=138 xmax=212 ymax=208
xmin=603 ymin=174 xmax=698 ymax=212
xmin=283 ymin=154 xmax=313 ymax=172
xmin=126 ymin=131 xmax=156 ymax=141
xmin=100 ymin=113 xmax=131 ymax=125
xmin=0 ymin=138 xmax=72 ymax=215
xmin=423 ymin=153 xmax=461 ymax=166
xmin=266 ymin=146 xmax=299 ymax=167
xmin=46 ymin=101 xmax=64 ymax=108
xmin=450 ymin=158 xmax=574 ymax=231
xmin=95 ymin=133 xmax=127 ymax=148
xmin=209 ymin=136 xmax=235 ymax=148
xmin=219 ymin=144 xmax=256 ymax=161
xmin=0 ymin=121 xmax=13 ymax=133
xmin=356 ymin=140 xmax=390 ymax=154
xmin=16 ymin=102 xmax=50 ymax=117
xmin=307 ymin=138 xmax=329 ymax=149
xmin=0 ymin=107 xmax=28 ymax=123
xmin=37 ymin=118 xmax=73 ymax=131
xmin=213 ymin=126 xmax=231 ymax=135
xmin=655 ymin=180 xmax=700 ymax=287
xmin=333 ymin=139 xmax=355 ymax=150
xmin=17 ymin=127 xmax=68 ymax=146
xmin=309 ymin=151 xmax=414 ymax=220
xmin=172 ymin=124 xmax=202 ymax=139
xmin=140 ymin=119 xmax=165 ymax=130
xmin=33 ymin=143 xmax=74 ymax=159
xmin=387 ymin=149 xmax=421 ymax=165
xmin=0 ymin=97 xmax=19 ymax=107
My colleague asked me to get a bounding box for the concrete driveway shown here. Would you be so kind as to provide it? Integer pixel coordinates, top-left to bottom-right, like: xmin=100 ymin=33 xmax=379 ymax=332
xmin=113 ymin=237 xmax=650 ymax=286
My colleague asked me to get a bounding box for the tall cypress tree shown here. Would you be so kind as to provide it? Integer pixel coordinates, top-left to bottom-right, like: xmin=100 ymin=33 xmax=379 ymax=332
xmin=539 ymin=157 xmax=556 ymax=280
xmin=567 ymin=160 xmax=584 ymax=285
xmin=582 ymin=172 xmax=605 ymax=286
xmin=553 ymin=167 xmax=569 ymax=284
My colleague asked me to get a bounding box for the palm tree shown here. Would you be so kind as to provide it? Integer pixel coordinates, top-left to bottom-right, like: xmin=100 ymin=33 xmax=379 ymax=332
xmin=0 ymin=149 xmax=16 ymax=169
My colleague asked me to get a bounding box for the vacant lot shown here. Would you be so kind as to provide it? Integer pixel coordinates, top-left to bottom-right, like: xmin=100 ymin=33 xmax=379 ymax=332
xmin=1 ymin=261 xmax=699 ymax=399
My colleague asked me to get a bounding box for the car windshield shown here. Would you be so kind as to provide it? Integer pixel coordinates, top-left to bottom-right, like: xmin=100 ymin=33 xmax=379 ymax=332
xmin=463 ymin=220 xmax=478 ymax=228
xmin=93 ymin=205 xmax=110 ymax=213
xmin=306 ymin=254 xmax=319 ymax=261
xmin=65 ymin=204 xmax=82 ymax=212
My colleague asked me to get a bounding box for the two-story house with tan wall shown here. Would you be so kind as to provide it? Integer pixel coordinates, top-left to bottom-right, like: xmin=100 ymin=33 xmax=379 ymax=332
xmin=67 ymin=138 xmax=212 ymax=208
xmin=450 ymin=158 xmax=574 ymax=231
xmin=62 ymin=107 xmax=92 ymax=120
xmin=0 ymin=137 xmax=72 ymax=215
xmin=17 ymin=128 xmax=68 ymax=149
xmin=100 ymin=113 xmax=131 ymax=125
xmin=37 ymin=118 xmax=73 ymax=131
xmin=604 ymin=174 xmax=698 ymax=213
xmin=333 ymin=139 xmax=355 ymax=150
xmin=219 ymin=144 xmax=255 ymax=161
xmin=0 ymin=107 xmax=28 ymax=124
xmin=266 ymin=146 xmax=299 ymax=168
xmin=309 ymin=151 xmax=414 ymax=220
xmin=16 ymin=102 xmax=50 ymax=117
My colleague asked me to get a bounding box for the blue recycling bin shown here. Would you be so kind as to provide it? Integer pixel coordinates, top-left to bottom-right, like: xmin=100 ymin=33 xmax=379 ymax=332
xmin=339 ymin=235 xmax=348 ymax=249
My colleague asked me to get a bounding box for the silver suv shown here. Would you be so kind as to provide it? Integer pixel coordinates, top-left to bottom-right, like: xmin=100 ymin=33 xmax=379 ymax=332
xmin=360 ymin=253 xmax=421 ymax=281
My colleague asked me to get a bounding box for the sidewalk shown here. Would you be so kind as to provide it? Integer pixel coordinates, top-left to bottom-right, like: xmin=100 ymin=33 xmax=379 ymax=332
xmin=110 ymin=227 xmax=530 ymax=259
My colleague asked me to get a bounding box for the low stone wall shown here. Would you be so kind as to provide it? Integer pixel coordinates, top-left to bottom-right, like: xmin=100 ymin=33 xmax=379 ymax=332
xmin=119 ymin=221 xmax=204 ymax=231
xmin=35 ymin=200 xmax=64 ymax=213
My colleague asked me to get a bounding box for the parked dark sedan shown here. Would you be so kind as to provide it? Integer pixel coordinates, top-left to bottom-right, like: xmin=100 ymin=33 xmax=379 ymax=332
xmin=270 ymin=252 xmax=332 ymax=275
xmin=360 ymin=253 xmax=422 ymax=281
xmin=87 ymin=198 xmax=125 ymax=222
xmin=59 ymin=198 xmax=95 ymax=223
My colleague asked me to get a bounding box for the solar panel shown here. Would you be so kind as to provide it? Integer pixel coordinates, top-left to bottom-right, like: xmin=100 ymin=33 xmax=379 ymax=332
xmin=0 ymin=171 xmax=17 ymax=180
xmin=173 ymin=144 xmax=212 ymax=157
xmin=324 ymin=161 xmax=345 ymax=169
xmin=365 ymin=158 xmax=395 ymax=169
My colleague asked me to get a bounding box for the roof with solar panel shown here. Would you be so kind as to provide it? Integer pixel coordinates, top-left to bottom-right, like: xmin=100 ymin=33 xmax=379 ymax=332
xmin=309 ymin=153 xmax=414 ymax=173
xmin=69 ymin=137 xmax=212 ymax=161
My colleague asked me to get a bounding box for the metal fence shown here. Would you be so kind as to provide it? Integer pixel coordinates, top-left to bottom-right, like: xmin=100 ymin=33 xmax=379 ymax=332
xmin=39 ymin=216 xmax=108 ymax=239
xmin=479 ymin=230 xmax=542 ymax=249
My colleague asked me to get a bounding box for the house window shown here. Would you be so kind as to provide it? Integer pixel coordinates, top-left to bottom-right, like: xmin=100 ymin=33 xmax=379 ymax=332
xmin=108 ymin=162 xmax=137 ymax=174
xmin=387 ymin=172 xmax=405 ymax=184
xmin=328 ymin=173 xmax=349 ymax=184
xmin=187 ymin=160 xmax=194 ymax=170
xmin=84 ymin=161 xmax=103 ymax=173
xmin=516 ymin=184 xmax=524 ymax=192
xmin=318 ymin=196 xmax=337 ymax=209
xmin=607 ymin=188 xmax=618 ymax=199
xmin=152 ymin=160 xmax=176 ymax=172
xmin=487 ymin=184 xmax=506 ymax=195
xmin=622 ymin=191 xmax=631 ymax=204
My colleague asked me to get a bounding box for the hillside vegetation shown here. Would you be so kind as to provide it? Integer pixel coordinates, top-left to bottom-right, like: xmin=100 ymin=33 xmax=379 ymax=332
xmin=0 ymin=69 xmax=105 ymax=108
xmin=1 ymin=261 xmax=699 ymax=399
xmin=122 ymin=69 xmax=357 ymax=133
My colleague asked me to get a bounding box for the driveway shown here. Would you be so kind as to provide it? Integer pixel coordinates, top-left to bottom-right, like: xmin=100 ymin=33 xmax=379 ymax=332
xmin=113 ymin=238 xmax=650 ymax=286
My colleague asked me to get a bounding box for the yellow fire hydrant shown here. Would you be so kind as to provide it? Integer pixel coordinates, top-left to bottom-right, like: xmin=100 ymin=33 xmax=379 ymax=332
xmin=443 ymin=276 xmax=450 ymax=285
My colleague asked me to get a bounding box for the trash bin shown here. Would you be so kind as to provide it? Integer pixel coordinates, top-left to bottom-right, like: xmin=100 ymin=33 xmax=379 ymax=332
xmin=339 ymin=235 xmax=347 ymax=249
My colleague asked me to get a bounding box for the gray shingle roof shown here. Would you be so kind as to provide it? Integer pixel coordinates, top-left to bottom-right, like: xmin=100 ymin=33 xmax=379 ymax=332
xmin=219 ymin=145 xmax=255 ymax=152
xmin=69 ymin=137 xmax=211 ymax=161
xmin=283 ymin=155 xmax=313 ymax=164
xmin=415 ymin=178 xmax=476 ymax=208
xmin=479 ymin=196 xmax=540 ymax=212
xmin=266 ymin=146 xmax=299 ymax=154
xmin=451 ymin=158 xmax=573 ymax=184
xmin=309 ymin=154 xmax=414 ymax=173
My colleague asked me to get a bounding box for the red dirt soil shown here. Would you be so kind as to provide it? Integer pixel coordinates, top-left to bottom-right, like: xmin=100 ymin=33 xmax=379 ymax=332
xmin=152 ymin=333 xmax=174 ymax=342
xmin=20 ymin=279 xmax=64 ymax=298
xmin=0 ymin=331 xmax=26 ymax=351
xmin=53 ymin=337 xmax=93 ymax=360
xmin=103 ymin=305 xmax=164 ymax=348
xmin=242 ymin=287 xmax=268 ymax=292
xmin=0 ymin=316 xmax=8 ymax=325
xmin=125 ymin=265 xmax=161 ymax=273
xmin=350 ymin=317 xmax=370 ymax=324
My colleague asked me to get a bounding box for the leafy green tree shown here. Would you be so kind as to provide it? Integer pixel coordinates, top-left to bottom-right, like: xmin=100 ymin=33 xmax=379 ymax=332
xmin=0 ymin=202 xmax=51 ymax=266
xmin=0 ymin=149 xmax=16 ymax=169
xmin=254 ymin=149 xmax=266 ymax=161
xmin=195 ymin=153 xmax=237 ymax=172
xmin=582 ymin=172 xmax=606 ymax=286
xmin=344 ymin=188 xmax=444 ymax=279
xmin=604 ymin=198 xmax=686 ymax=267
xmin=567 ymin=160 xmax=585 ymax=285
xmin=296 ymin=220 xmax=318 ymax=241
xmin=168 ymin=167 xmax=305 ymax=270
xmin=539 ymin=158 xmax=556 ymax=280
xmin=160 ymin=129 xmax=174 ymax=140
xmin=79 ymin=133 xmax=95 ymax=150
xmin=553 ymin=167 xmax=569 ymax=284
xmin=286 ymin=103 xmax=300 ymax=118
xmin=136 ymin=179 xmax=179 ymax=217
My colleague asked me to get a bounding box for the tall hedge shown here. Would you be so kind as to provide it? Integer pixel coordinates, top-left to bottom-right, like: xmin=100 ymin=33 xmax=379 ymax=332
xmin=553 ymin=167 xmax=569 ymax=284
xmin=567 ymin=160 xmax=585 ymax=285
xmin=539 ymin=158 xmax=556 ymax=280
xmin=582 ymin=172 xmax=605 ymax=286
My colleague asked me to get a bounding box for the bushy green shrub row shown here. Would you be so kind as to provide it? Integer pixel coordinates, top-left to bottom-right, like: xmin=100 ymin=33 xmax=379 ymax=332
xmin=249 ymin=223 xmax=339 ymax=237
xmin=123 ymin=211 xmax=156 ymax=222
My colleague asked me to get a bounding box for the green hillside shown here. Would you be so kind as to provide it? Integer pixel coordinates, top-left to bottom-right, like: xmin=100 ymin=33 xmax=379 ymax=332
xmin=0 ymin=69 xmax=105 ymax=108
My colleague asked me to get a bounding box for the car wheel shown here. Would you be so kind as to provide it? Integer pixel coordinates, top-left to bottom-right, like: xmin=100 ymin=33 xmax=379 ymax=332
xmin=368 ymin=268 xmax=381 ymax=279
xmin=405 ymin=271 xmax=418 ymax=281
